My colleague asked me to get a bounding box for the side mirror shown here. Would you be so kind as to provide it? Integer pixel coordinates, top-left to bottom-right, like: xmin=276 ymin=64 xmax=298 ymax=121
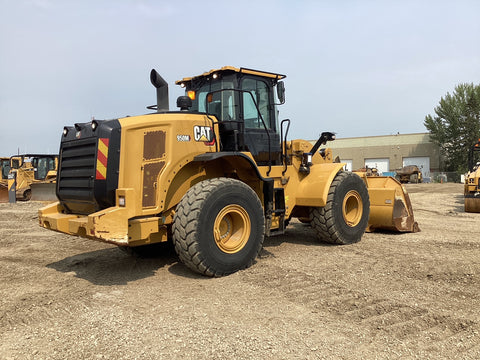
xmin=276 ymin=81 xmax=285 ymax=104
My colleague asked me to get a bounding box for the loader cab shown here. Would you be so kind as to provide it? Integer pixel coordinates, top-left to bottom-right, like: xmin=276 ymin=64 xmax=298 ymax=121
xmin=176 ymin=67 xmax=286 ymax=166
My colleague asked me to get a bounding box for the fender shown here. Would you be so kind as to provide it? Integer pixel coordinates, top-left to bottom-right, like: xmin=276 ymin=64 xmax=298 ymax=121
xmin=193 ymin=152 xmax=268 ymax=181
xmin=192 ymin=152 xmax=275 ymax=213
xmin=295 ymin=163 xmax=346 ymax=207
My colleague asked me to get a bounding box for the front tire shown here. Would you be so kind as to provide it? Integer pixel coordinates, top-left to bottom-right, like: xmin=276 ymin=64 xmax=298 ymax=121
xmin=173 ymin=178 xmax=265 ymax=277
xmin=310 ymin=171 xmax=369 ymax=245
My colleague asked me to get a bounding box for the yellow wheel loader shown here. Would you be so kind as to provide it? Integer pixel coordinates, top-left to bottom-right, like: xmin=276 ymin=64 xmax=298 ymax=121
xmin=39 ymin=66 xmax=418 ymax=277
xmin=465 ymin=139 xmax=480 ymax=212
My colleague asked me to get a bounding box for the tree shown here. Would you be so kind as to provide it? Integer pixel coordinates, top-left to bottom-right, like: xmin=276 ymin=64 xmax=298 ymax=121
xmin=424 ymin=83 xmax=480 ymax=173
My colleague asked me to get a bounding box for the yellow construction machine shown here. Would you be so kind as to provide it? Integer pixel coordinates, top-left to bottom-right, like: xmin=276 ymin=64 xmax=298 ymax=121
xmin=39 ymin=66 xmax=418 ymax=276
xmin=29 ymin=155 xmax=58 ymax=201
xmin=1 ymin=156 xmax=23 ymax=202
xmin=465 ymin=139 xmax=480 ymax=212
xmin=0 ymin=157 xmax=10 ymax=202
xmin=9 ymin=154 xmax=58 ymax=201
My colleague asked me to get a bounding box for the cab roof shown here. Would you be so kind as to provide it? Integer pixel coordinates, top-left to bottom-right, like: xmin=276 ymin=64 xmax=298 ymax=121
xmin=175 ymin=66 xmax=286 ymax=85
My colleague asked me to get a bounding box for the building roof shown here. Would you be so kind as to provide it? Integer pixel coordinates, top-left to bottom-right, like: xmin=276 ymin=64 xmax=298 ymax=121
xmin=325 ymin=132 xmax=431 ymax=148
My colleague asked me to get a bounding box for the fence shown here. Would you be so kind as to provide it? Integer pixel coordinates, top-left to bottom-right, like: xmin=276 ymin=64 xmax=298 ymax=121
xmin=423 ymin=172 xmax=463 ymax=183
xmin=376 ymin=171 xmax=464 ymax=183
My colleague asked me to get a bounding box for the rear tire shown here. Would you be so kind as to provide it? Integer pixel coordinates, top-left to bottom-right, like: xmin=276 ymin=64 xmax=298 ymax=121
xmin=310 ymin=171 xmax=369 ymax=245
xmin=173 ymin=178 xmax=265 ymax=277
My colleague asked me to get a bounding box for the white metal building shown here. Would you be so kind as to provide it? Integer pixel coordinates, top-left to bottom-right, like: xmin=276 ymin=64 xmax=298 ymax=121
xmin=316 ymin=133 xmax=440 ymax=178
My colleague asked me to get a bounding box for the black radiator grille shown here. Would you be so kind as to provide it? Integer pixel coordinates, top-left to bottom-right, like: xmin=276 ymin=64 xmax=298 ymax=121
xmin=57 ymin=138 xmax=97 ymax=202
xmin=56 ymin=119 xmax=121 ymax=214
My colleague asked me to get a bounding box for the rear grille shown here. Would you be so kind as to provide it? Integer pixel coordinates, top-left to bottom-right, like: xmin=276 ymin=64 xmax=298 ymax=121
xmin=57 ymin=138 xmax=97 ymax=203
xmin=56 ymin=119 xmax=121 ymax=214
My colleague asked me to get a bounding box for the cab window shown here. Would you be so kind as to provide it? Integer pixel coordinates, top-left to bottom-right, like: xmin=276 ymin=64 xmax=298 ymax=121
xmin=189 ymin=78 xmax=237 ymax=122
xmin=241 ymin=78 xmax=271 ymax=129
xmin=1 ymin=160 xmax=10 ymax=179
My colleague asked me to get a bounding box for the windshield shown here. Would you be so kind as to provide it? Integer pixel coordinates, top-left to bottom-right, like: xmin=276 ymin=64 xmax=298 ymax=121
xmin=189 ymin=77 xmax=236 ymax=122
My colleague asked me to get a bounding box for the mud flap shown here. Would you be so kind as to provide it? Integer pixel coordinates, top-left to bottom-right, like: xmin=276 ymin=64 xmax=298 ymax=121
xmin=358 ymin=174 xmax=420 ymax=233
xmin=30 ymin=182 xmax=57 ymax=202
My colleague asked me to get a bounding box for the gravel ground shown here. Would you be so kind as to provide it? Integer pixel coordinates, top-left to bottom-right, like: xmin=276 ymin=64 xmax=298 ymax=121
xmin=0 ymin=182 xmax=479 ymax=359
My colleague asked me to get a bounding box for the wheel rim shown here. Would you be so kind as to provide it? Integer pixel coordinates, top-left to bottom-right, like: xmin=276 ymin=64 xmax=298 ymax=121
xmin=214 ymin=204 xmax=251 ymax=254
xmin=342 ymin=190 xmax=363 ymax=227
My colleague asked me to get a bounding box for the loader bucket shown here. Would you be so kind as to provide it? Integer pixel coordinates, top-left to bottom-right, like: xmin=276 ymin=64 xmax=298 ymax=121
xmin=30 ymin=182 xmax=57 ymax=202
xmin=0 ymin=183 xmax=8 ymax=203
xmin=360 ymin=175 xmax=420 ymax=233
xmin=465 ymin=196 xmax=480 ymax=213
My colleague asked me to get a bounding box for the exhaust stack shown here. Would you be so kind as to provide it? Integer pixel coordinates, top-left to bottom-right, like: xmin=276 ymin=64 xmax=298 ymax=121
xmin=150 ymin=69 xmax=169 ymax=112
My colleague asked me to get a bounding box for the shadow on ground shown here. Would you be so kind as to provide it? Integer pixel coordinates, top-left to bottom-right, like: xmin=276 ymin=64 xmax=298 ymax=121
xmin=46 ymin=222 xmax=342 ymax=284
xmin=46 ymin=244 xmax=183 ymax=285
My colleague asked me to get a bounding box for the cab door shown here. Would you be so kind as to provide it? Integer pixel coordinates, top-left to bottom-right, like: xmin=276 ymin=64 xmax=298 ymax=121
xmin=240 ymin=78 xmax=281 ymax=166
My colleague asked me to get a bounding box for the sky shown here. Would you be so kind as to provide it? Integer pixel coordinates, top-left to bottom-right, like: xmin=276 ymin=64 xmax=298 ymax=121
xmin=1 ymin=0 xmax=479 ymax=155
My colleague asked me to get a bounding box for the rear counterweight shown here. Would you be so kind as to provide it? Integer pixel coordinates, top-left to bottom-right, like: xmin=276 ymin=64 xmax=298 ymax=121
xmin=56 ymin=119 xmax=121 ymax=214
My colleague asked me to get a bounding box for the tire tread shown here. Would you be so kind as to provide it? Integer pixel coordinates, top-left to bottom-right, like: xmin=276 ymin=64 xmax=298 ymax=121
xmin=173 ymin=178 xmax=264 ymax=277
xmin=310 ymin=171 xmax=369 ymax=245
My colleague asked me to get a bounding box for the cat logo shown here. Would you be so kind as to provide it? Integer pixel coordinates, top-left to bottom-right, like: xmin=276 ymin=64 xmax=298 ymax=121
xmin=193 ymin=126 xmax=213 ymax=142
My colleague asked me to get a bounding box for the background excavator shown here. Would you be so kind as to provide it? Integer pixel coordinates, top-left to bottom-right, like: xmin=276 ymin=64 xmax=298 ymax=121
xmin=39 ymin=66 xmax=418 ymax=276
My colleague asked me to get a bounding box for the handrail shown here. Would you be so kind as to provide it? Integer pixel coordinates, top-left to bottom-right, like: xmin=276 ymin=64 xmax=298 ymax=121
xmin=280 ymin=119 xmax=291 ymax=175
